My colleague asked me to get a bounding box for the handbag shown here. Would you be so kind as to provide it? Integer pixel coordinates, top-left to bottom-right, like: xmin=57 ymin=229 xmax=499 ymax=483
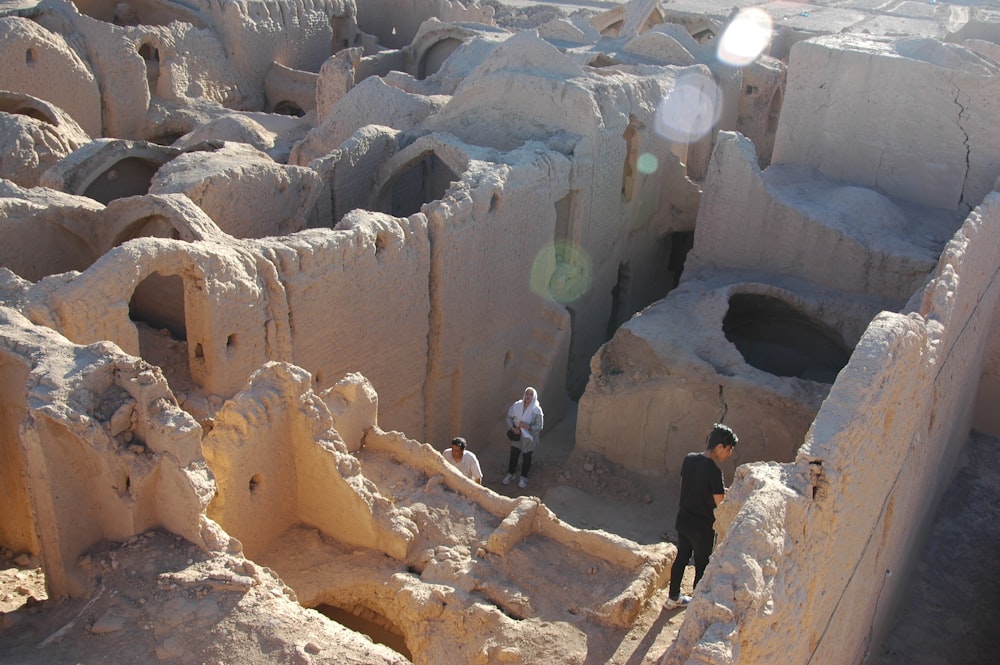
xmin=506 ymin=428 xmax=521 ymax=441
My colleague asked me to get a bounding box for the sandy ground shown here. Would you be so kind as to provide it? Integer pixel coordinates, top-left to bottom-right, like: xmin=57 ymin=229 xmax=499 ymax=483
xmin=478 ymin=400 xmax=680 ymax=546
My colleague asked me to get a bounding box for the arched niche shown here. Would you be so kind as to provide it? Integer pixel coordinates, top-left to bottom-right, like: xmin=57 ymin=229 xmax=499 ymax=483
xmin=377 ymin=150 xmax=461 ymax=218
xmin=139 ymin=41 xmax=160 ymax=97
xmin=316 ymin=604 xmax=412 ymax=661
xmin=417 ymin=37 xmax=462 ymax=79
xmin=272 ymin=100 xmax=305 ymax=117
xmin=129 ymin=271 xmax=196 ymax=393
xmin=111 ymin=214 xmax=181 ymax=247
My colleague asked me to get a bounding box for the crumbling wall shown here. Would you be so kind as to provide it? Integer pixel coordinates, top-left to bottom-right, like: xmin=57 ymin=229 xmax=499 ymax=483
xmin=204 ymin=363 xmax=413 ymax=560
xmin=0 ymin=306 xmax=218 ymax=599
xmin=0 ymin=92 xmax=92 ymax=188
xmin=661 ymin=189 xmax=1000 ymax=664
xmin=8 ymin=237 xmax=276 ymax=399
xmin=576 ymin=275 xmax=869 ymax=476
xmin=425 ymin=31 xmax=689 ymax=396
xmin=151 ymin=142 xmax=328 ymax=237
xmin=292 ymin=77 xmax=445 ymax=163
xmin=736 ymin=56 xmax=785 ymax=167
xmin=355 ymin=0 xmax=493 ymax=50
xmin=0 ymin=181 xmax=104 ymax=281
xmin=208 ymin=0 xmax=358 ymax=110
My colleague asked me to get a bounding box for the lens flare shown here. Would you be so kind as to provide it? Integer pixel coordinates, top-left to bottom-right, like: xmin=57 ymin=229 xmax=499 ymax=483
xmin=637 ymin=152 xmax=659 ymax=175
xmin=530 ymin=241 xmax=593 ymax=304
xmin=717 ymin=8 xmax=773 ymax=67
xmin=654 ymin=69 xmax=722 ymax=144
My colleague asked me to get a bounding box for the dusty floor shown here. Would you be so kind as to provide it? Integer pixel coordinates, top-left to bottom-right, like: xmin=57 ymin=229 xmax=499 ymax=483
xmin=478 ymin=400 xmax=680 ymax=546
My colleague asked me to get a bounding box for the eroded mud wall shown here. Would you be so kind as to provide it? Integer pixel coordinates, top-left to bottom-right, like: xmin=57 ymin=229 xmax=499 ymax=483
xmin=663 ymin=190 xmax=1000 ymax=664
xmin=259 ymin=213 xmax=431 ymax=438
xmin=0 ymin=307 xmax=214 ymax=599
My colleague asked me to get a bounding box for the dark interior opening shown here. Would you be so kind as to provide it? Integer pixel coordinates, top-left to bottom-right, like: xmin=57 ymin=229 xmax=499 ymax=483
xmin=667 ymin=231 xmax=694 ymax=288
xmin=7 ymin=105 xmax=51 ymax=124
xmin=381 ymin=152 xmax=459 ymax=218
xmin=723 ymin=293 xmax=850 ymax=384
xmin=130 ymin=273 xmax=198 ymax=394
xmin=272 ymin=101 xmax=305 ymax=117
xmin=606 ymin=261 xmax=631 ymax=341
xmin=83 ymin=157 xmax=160 ymax=205
xmin=130 ymin=272 xmax=186 ymax=341
xmin=112 ymin=214 xmax=181 ymax=247
xmin=316 ymin=604 xmax=412 ymax=661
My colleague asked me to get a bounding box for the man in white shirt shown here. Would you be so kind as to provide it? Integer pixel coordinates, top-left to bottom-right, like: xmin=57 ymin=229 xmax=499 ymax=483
xmin=442 ymin=437 xmax=482 ymax=484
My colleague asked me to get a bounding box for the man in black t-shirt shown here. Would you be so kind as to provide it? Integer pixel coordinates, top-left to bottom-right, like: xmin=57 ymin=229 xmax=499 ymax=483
xmin=665 ymin=423 xmax=738 ymax=609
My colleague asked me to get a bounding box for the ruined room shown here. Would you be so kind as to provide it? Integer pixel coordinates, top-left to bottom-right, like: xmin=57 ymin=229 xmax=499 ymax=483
xmin=1 ymin=0 xmax=999 ymax=663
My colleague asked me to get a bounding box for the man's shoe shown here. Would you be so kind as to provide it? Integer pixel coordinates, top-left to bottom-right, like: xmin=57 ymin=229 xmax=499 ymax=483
xmin=665 ymin=594 xmax=691 ymax=610
xmin=518 ymin=476 xmax=528 ymax=489
xmin=502 ymin=473 xmax=516 ymax=485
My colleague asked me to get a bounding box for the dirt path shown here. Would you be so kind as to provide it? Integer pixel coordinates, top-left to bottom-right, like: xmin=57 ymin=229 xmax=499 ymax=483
xmin=478 ymin=399 xmax=679 ymax=546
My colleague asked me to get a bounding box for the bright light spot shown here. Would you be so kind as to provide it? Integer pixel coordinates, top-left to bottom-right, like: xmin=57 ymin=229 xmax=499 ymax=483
xmin=637 ymin=152 xmax=658 ymax=175
xmin=530 ymin=241 xmax=592 ymax=304
xmin=654 ymin=69 xmax=723 ymax=144
xmin=717 ymin=8 xmax=773 ymax=67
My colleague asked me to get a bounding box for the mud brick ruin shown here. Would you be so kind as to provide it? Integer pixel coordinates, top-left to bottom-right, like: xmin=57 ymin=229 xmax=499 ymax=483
xmin=1 ymin=0 xmax=999 ymax=663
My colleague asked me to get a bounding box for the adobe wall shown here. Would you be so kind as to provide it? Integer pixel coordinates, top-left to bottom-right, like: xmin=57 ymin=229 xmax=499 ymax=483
xmin=0 ymin=16 xmax=102 ymax=137
xmin=421 ymin=143 xmax=573 ymax=446
xmin=209 ymin=0 xmax=359 ymax=107
xmin=355 ymin=0 xmax=494 ymax=50
xmin=425 ymin=31 xmax=693 ymax=396
xmin=0 ymin=15 xmax=720 ymax=449
xmin=662 ymin=189 xmax=1000 ymax=664
xmin=576 ymin=274 xmax=876 ymax=477
xmin=974 ymin=300 xmax=1000 ymax=438
xmin=773 ymin=35 xmax=1000 ymax=213
xmin=0 ymin=306 xmax=219 ymax=599
xmin=688 ymin=131 xmax=962 ymax=303
xmin=0 ymin=92 xmax=91 ymax=189
xmin=6 ymin=237 xmax=277 ymax=398
xmin=0 ymin=181 xmax=105 ymax=281
xmin=11 ymin=0 xmax=358 ymax=140
xmin=259 ymin=211 xmax=432 ymax=438
xmin=150 ymin=142 xmax=328 ymax=238
xmin=0 ymin=356 xmax=37 ymax=560
xmin=203 ymin=363 xmax=412 ymax=561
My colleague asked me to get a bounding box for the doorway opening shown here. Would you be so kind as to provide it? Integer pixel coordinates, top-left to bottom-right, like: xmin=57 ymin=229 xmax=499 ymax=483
xmin=316 ymin=604 xmax=412 ymax=661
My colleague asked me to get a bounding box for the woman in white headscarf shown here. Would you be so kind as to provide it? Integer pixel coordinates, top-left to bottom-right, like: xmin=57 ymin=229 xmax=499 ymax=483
xmin=503 ymin=386 xmax=543 ymax=489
